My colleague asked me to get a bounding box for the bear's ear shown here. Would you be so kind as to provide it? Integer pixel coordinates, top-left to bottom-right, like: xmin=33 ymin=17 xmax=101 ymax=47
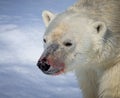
xmin=93 ymin=21 xmax=107 ymax=36
xmin=42 ymin=10 xmax=55 ymax=27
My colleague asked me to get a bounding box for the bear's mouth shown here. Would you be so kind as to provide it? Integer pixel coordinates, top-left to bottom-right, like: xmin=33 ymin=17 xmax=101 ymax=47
xmin=43 ymin=65 xmax=64 ymax=75
xmin=37 ymin=60 xmax=65 ymax=75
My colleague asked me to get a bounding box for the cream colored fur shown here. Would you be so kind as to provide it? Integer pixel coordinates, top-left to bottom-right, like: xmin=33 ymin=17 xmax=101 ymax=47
xmin=41 ymin=0 xmax=120 ymax=98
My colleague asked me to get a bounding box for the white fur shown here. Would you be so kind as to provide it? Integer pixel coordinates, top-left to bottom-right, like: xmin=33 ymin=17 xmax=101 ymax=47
xmin=42 ymin=3 xmax=120 ymax=98
xmin=42 ymin=10 xmax=55 ymax=27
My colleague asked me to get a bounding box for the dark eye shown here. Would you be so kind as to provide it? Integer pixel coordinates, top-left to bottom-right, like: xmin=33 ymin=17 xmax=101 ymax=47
xmin=43 ymin=38 xmax=46 ymax=43
xmin=63 ymin=42 xmax=72 ymax=47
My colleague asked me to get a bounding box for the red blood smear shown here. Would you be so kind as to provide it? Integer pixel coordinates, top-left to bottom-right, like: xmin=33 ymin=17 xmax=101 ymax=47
xmin=47 ymin=58 xmax=65 ymax=75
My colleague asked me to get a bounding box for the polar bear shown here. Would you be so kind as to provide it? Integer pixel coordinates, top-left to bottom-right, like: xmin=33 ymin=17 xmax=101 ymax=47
xmin=37 ymin=0 xmax=120 ymax=98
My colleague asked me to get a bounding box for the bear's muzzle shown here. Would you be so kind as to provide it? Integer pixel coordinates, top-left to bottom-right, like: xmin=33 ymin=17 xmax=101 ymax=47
xmin=37 ymin=43 xmax=65 ymax=75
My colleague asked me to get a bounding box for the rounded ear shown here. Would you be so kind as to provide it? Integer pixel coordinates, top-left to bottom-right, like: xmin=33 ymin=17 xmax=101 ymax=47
xmin=93 ymin=21 xmax=107 ymax=36
xmin=42 ymin=10 xmax=55 ymax=27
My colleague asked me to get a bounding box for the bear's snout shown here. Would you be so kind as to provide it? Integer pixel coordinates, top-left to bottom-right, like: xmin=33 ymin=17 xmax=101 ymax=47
xmin=37 ymin=55 xmax=65 ymax=75
xmin=37 ymin=43 xmax=65 ymax=75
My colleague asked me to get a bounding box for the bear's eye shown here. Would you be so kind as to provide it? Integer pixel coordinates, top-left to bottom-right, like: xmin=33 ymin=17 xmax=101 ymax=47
xmin=63 ymin=42 xmax=72 ymax=47
xmin=43 ymin=38 xmax=46 ymax=43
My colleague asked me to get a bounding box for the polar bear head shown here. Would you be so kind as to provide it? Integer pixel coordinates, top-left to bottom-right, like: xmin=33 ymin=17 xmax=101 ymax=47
xmin=37 ymin=10 xmax=114 ymax=75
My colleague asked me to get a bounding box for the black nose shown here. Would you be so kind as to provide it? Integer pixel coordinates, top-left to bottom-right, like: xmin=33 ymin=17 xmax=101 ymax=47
xmin=37 ymin=61 xmax=50 ymax=72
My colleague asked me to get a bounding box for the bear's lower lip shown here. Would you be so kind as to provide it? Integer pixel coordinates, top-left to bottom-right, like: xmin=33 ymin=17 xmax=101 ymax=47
xmin=42 ymin=66 xmax=64 ymax=75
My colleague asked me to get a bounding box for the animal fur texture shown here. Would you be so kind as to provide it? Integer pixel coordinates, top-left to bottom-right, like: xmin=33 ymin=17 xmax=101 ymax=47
xmin=37 ymin=0 xmax=120 ymax=98
xmin=69 ymin=0 xmax=120 ymax=33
